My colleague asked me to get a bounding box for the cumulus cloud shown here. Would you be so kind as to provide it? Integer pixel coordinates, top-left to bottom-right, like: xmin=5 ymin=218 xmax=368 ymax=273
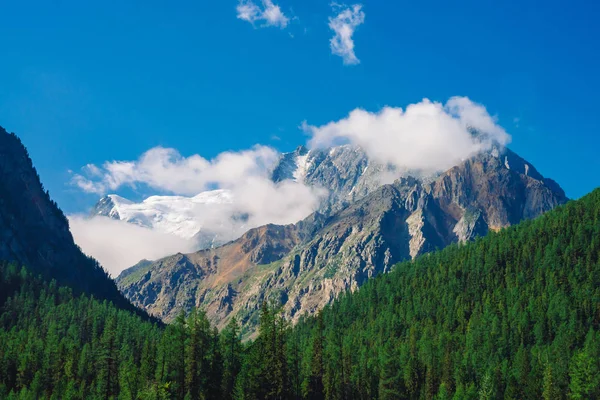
xmin=305 ymin=96 xmax=511 ymax=173
xmin=72 ymin=145 xmax=279 ymax=195
xmin=69 ymin=215 xmax=197 ymax=277
xmin=237 ymin=0 xmax=289 ymax=28
xmin=70 ymin=145 xmax=325 ymax=275
xmin=231 ymin=177 xmax=323 ymax=227
xmin=329 ymin=4 xmax=365 ymax=65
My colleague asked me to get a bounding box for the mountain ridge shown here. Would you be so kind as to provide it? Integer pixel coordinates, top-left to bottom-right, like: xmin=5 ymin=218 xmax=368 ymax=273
xmin=117 ymin=145 xmax=568 ymax=336
xmin=92 ymin=144 xmax=416 ymax=251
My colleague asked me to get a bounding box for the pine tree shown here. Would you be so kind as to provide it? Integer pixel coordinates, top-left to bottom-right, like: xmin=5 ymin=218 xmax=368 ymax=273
xmin=186 ymin=308 xmax=204 ymax=400
xmin=140 ymin=338 xmax=157 ymax=385
xmin=173 ymin=310 xmax=188 ymax=400
xmin=379 ymin=343 xmax=403 ymax=400
xmin=478 ymin=371 xmax=494 ymax=400
xmin=568 ymin=349 xmax=599 ymax=399
xmin=542 ymin=362 xmax=560 ymax=400
xmin=207 ymin=327 xmax=224 ymax=399
xmin=221 ymin=318 xmax=242 ymax=400
xmin=97 ymin=315 xmax=119 ymax=399
xmin=308 ymin=313 xmax=324 ymax=400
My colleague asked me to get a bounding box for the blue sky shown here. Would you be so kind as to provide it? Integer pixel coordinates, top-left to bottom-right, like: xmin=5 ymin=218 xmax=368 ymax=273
xmin=1 ymin=0 xmax=599 ymax=214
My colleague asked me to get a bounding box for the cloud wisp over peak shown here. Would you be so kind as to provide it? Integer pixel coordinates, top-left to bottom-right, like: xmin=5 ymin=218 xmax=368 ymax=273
xmin=329 ymin=4 xmax=365 ymax=65
xmin=305 ymin=96 xmax=511 ymax=173
xmin=237 ymin=0 xmax=290 ymax=29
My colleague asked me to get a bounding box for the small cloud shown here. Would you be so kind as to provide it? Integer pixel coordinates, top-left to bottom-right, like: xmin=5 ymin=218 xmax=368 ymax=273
xmin=83 ymin=163 xmax=103 ymax=177
xmin=328 ymin=3 xmax=365 ymax=65
xmin=237 ymin=0 xmax=289 ymax=29
xmin=513 ymin=117 xmax=520 ymax=128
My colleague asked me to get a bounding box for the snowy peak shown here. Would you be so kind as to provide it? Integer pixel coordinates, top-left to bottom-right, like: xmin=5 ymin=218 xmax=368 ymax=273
xmin=91 ymin=189 xmax=234 ymax=240
xmin=192 ymin=189 xmax=233 ymax=203
xmin=271 ymin=145 xmax=311 ymax=183
xmin=92 ymin=196 xmax=121 ymax=220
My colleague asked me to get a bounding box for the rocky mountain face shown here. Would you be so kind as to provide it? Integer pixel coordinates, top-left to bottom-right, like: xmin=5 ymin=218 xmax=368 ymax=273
xmin=116 ymin=145 xmax=567 ymax=337
xmin=271 ymin=144 xmax=416 ymax=214
xmin=93 ymin=145 xmax=402 ymax=250
xmin=0 ymin=127 xmax=142 ymax=314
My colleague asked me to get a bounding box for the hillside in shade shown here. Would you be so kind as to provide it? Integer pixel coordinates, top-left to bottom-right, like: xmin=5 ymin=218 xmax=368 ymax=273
xmin=0 ymin=126 xmax=146 ymax=315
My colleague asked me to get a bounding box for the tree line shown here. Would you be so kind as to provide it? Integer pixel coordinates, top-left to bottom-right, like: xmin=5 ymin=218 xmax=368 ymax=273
xmin=1 ymin=188 xmax=600 ymax=399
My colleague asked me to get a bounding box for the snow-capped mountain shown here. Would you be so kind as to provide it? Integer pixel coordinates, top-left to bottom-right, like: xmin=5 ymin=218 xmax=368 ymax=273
xmin=91 ymin=190 xmax=236 ymax=246
xmin=271 ymin=144 xmax=429 ymax=214
xmin=116 ymin=145 xmax=569 ymax=335
xmin=91 ymin=145 xmax=413 ymax=250
xmin=270 ymin=145 xmax=312 ymax=183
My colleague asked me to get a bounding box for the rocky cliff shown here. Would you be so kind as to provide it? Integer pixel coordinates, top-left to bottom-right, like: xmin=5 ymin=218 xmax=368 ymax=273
xmin=271 ymin=144 xmax=417 ymax=215
xmin=117 ymin=146 xmax=568 ymax=337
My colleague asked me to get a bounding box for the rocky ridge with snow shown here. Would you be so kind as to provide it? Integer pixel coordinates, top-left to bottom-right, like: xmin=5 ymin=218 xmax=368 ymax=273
xmin=116 ymin=145 xmax=568 ymax=338
xmin=92 ymin=144 xmax=405 ymax=249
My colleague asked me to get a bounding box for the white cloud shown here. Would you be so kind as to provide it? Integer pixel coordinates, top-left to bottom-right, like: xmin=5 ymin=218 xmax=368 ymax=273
xmin=329 ymin=4 xmax=365 ymax=65
xmin=72 ymin=145 xmax=280 ymax=195
xmin=237 ymin=0 xmax=289 ymax=28
xmin=231 ymin=177 xmax=323 ymax=227
xmin=305 ymin=96 xmax=511 ymax=173
xmin=69 ymin=215 xmax=197 ymax=277
xmin=70 ymin=145 xmax=325 ymax=275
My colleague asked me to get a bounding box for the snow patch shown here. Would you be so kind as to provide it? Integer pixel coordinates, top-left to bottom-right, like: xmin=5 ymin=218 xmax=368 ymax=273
xmin=293 ymin=154 xmax=310 ymax=182
xmin=103 ymin=189 xmax=234 ymax=239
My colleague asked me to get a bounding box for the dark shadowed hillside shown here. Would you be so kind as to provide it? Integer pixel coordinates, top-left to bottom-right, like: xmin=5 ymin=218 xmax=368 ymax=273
xmin=0 ymin=126 xmax=143 ymax=314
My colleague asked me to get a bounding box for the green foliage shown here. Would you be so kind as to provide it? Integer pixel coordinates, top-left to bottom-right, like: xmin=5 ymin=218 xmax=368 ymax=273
xmin=287 ymin=188 xmax=600 ymax=399
xmin=0 ymin=265 xmax=239 ymax=400
xmin=1 ymin=188 xmax=600 ymax=398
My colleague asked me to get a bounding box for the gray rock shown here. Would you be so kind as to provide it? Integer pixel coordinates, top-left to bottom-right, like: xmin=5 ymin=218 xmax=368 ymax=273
xmin=117 ymin=145 xmax=568 ymax=338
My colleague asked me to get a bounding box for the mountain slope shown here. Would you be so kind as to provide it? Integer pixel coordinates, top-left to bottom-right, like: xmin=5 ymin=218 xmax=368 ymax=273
xmin=0 ymin=126 xmax=139 ymax=312
xmin=93 ymin=145 xmax=403 ymax=251
xmin=117 ymin=146 xmax=568 ymax=335
xmin=283 ymin=187 xmax=600 ymax=399
xmin=271 ymin=145 xmax=404 ymax=214
xmin=2 ymin=188 xmax=598 ymax=399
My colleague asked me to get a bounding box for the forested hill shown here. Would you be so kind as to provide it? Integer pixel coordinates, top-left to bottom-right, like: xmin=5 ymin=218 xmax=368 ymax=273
xmin=0 ymin=127 xmax=144 ymax=315
xmin=0 ymin=188 xmax=599 ymax=399
xmin=286 ymin=188 xmax=600 ymax=399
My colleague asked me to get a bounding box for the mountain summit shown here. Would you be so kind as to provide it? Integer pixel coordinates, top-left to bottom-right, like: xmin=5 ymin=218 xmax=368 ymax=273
xmin=90 ymin=144 xmax=404 ymax=249
xmin=116 ymin=145 xmax=567 ymax=336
